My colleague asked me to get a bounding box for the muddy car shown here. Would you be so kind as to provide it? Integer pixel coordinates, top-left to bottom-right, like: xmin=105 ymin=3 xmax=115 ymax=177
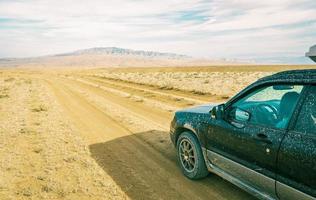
xmin=170 ymin=69 xmax=315 ymax=200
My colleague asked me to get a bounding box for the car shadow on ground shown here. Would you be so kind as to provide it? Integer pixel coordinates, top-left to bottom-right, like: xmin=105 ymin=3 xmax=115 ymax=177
xmin=89 ymin=130 xmax=254 ymax=200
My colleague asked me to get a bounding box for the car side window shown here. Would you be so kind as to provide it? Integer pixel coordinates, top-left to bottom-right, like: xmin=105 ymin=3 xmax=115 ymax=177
xmin=294 ymin=86 xmax=316 ymax=134
xmin=228 ymin=84 xmax=304 ymax=129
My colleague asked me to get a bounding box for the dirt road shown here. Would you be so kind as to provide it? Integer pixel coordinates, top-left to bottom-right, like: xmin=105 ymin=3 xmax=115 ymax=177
xmin=42 ymin=71 xmax=254 ymax=200
xmin=1 ymin=69 xmax=255 ymax=199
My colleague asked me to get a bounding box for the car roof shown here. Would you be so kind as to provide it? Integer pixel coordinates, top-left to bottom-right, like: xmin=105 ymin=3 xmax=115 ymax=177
xmin=258 ymin=69 xmax=316 ymax=84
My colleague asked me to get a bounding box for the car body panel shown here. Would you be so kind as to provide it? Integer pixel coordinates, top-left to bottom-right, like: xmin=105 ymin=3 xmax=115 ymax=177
xmin=170 ymin=104 xmax=215 ymax=148
xmin=205 ymin=148 xmax=276 ymax=200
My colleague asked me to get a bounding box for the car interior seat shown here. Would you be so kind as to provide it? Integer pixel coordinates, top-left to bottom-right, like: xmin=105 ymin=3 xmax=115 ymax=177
xmin=278 ymin=91 xmax=300 ymax=121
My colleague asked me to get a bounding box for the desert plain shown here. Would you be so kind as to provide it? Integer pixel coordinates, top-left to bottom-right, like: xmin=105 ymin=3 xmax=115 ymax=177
xmin=1 ymin=65 xmax=315 ymax=200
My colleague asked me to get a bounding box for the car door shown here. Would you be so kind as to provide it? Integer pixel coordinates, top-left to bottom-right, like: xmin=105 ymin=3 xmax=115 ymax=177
xmin=205 ymin=84 xmax=305 ymax=198
xmin=276 ymin=85 xmax=316 ymax=200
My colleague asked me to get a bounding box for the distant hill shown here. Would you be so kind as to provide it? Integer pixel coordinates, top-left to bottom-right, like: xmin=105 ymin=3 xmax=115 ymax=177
xmin=54 ymin=47 xmax=190 ymax=59
xmin=0 ymin=47 xmax=241 ymax=68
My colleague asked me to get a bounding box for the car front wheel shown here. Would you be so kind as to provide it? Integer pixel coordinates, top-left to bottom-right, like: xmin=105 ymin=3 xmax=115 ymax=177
xmin=176 ymin=131 xmax=209 ymax=179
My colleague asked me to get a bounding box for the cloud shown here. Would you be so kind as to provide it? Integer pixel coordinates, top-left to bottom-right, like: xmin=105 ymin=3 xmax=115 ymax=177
xmin=0 ymin=0 xmax=315 ymax=63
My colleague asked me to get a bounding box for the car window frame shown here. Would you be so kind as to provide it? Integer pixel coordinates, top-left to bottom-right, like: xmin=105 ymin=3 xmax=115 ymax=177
xmin=224 ymin=83 xmax=308 ymax=131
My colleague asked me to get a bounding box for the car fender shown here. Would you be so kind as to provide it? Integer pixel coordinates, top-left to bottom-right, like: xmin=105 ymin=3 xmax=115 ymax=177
xmin=173 ymin=119 xmax=206 ymax=147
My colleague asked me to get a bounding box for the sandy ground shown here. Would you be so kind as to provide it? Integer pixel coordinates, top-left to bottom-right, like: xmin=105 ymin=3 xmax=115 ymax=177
xmin=0 ymin=71 xmax=127 ymax=200
xmin=1 ymin=66 xmax=314 ymax=199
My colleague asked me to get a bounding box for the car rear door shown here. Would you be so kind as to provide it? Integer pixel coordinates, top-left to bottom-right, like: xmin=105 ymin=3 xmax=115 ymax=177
xmin=276 ymin=85 xmax=316 ymax=199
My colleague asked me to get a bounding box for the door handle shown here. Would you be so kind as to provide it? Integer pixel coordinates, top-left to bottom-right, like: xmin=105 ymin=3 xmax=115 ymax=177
xmin=254 ymin=133 xmax=272 ymax=144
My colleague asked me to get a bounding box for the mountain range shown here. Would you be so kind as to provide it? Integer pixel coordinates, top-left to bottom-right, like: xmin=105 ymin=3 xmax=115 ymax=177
xmin=0 ymin=47 xmax=240 ymax=68
xmin=54 ymin=47 xmax=190 ymax=59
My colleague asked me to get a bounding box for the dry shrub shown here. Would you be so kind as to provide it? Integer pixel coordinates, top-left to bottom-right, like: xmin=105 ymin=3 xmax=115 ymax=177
xmin=4 ymin=77 xmax=15 ymax=82
xmin=33 ymin=148 xmax=43 ymax=153
xmin=0 ymin=94 xmax=9 ymax=98
xmin=144 ymin=93 xmax=155 ymax=97
xmin=32 ymin=105 xmax=48 ymax=112
xmin=192 ymin=90 xmax=205 ymax=95
xmin=221 ymin=96 xmax=230 ymax=100
xmin=174 ymin=98 xmax=183 ymax=101
xmin=186 ymin=102 xmax=195 ymax=106
xmin=1 ymin=87 xmax=9 ymax=91
xmin=159 ymin=85 xmax=174 ymax=90
xmin=135 ymin=98 xmax=144 ymax=102
xmin=24 ymin=79 xmax=32 ymax=84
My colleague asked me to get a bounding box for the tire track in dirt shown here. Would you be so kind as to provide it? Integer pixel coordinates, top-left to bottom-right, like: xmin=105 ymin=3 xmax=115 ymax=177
xmin=44 ymin=75 xmax=254 ymax=200
xmin=46 ymin=78 xmax=131 ymax=144
xmin=85 ymin=75 xmax=210 ymax=105
xmin=59 ymin=76 xmax=172 ymax=129
xmin=85 ymin=74 xmax=218 ymax=102
xmin=66 ymin=76 xmax=179 ymax=113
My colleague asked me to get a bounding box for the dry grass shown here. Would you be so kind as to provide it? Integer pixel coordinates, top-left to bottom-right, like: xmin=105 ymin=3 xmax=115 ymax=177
xmin=88 ymin=65 xmax=314 ymax=98
xmin=92 ymin=71 xmax=273 ymax=97
xmin=96 ymin=65 xmax=316 ymax=73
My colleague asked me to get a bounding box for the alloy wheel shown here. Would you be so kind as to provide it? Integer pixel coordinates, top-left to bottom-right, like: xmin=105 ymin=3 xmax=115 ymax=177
xmin=179 ymin=138 xmax=196 ymax=172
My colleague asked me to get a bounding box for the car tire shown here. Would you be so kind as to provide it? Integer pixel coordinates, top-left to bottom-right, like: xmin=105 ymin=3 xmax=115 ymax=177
xmin=176 ymin=131 xmax=209 ymax=179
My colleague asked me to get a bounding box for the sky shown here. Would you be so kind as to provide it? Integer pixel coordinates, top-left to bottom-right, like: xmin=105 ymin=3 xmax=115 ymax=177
xmin=0 ymin=0 xmax=316 ymax=63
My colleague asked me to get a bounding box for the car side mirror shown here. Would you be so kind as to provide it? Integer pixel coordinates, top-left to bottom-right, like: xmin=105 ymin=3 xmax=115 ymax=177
xmin=235 ymin=108 xmax=250 ymax=122
xmin=211 ymin=104 xmax=224 ymax=119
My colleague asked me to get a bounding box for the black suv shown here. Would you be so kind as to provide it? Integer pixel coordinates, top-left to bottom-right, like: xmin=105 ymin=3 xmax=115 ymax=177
xmin=170 ymin=70 xmax=315 ymax=200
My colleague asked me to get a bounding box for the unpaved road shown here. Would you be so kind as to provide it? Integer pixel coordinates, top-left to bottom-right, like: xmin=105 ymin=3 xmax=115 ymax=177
xmin=1 ymin=69 xmax=255 ymax=200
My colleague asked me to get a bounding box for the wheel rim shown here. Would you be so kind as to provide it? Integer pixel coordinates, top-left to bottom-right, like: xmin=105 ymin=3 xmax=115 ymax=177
xmin=179 ymin=138 xmax=196 ymax=172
